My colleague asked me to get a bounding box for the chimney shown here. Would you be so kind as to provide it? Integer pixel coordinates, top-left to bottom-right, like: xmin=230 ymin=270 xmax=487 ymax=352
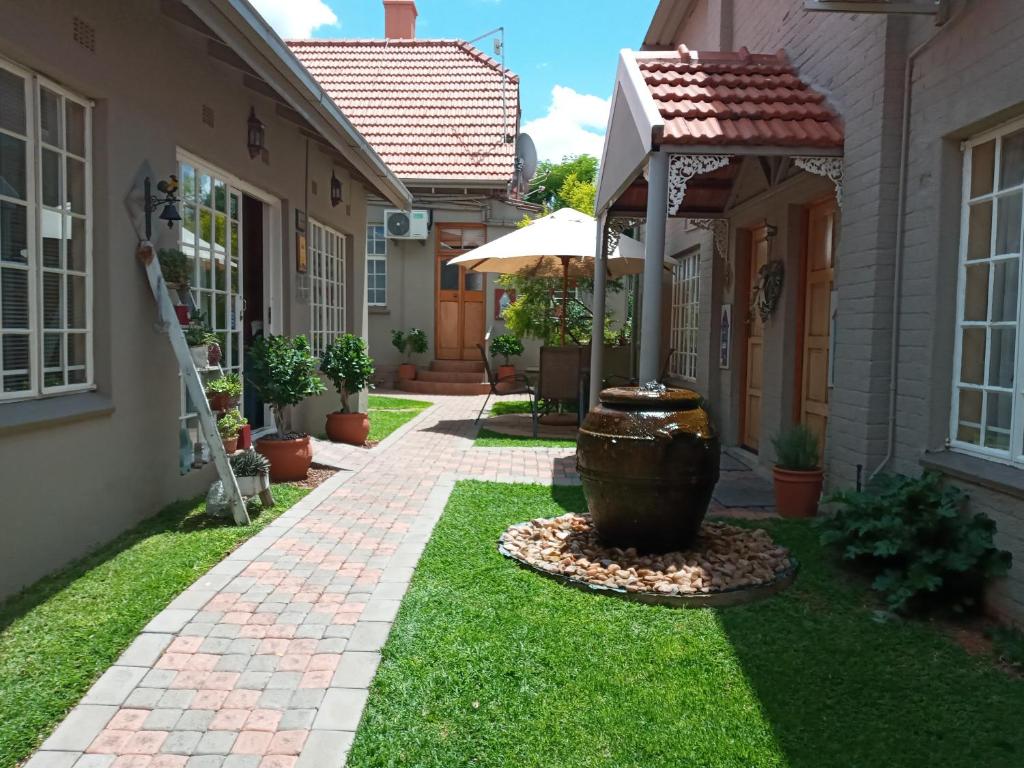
xmin=383 ymin=0 xmax=417 ymax=39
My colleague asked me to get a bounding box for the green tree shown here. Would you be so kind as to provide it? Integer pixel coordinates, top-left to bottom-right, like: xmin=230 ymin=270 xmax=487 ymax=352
xmin=526 ymin=154 xmax=598 ymax=211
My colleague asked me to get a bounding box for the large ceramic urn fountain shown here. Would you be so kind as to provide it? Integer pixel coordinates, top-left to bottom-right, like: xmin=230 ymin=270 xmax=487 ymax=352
xmin=576 ymin=383 xmax=720 ymax=553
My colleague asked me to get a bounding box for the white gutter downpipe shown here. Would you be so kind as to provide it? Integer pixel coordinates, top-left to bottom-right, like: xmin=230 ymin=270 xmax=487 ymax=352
xmin=589 ymin=211 xmax=608 ymax=408
xmin=870 ymin=8 xmax=967 ymax=481
xmin=639 ymin=152 xmax=669 ymax=382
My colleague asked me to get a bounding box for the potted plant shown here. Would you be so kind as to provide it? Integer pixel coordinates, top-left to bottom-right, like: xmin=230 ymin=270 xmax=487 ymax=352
xmin=391 ymin=328 xmax=428 ymax=381
xmin=771 ymin=424 xmax=823 ymax=518
xmin=206 ymin=372 xmax=242 ymax=412
xmin=320 ymin=333 xmax=375 ymax=445
xmin=159 ymin=247 xmax=191 ymax=326
xmin=230 ymin=447 xmax=272 ymax=498
xmin=184 ymin=312 xmax=216 ymax=369
xmin=489 ymin=333 xmax=525 ymax=382
xmin=247 ymin=334 xmax=325 ymax=481
xmin=217 ymin=408 xmax=247 ymax=454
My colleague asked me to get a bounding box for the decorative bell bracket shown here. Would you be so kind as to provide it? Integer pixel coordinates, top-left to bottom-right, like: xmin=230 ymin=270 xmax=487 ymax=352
xmin=667 ymin=154 xmax=732 ymax=216
xmin=793 ymin=156 xmax=844 ymax=206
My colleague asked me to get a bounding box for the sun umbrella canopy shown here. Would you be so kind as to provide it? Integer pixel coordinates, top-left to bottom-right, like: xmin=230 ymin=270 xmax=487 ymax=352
xmin=446 ymin=207 xmax=645 ymax=278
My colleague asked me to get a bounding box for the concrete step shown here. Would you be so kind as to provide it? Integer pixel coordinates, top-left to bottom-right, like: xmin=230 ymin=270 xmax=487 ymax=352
xmin=416 ymin=369 xmax=487 ymax=384
xmin=430 ymin=359 xmax=484 ymax=373
xmin=397 ymin=379 xmax=491 ymax=396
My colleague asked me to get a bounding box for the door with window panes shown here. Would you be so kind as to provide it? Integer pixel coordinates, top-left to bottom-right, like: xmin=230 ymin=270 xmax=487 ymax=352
xmin=178 ymin=162 xmax=243 ymax=380
xmin=952 ymin=123 xmax=1024 ymax=463
xmin=435 ymin=225 xmax=485 ymax=360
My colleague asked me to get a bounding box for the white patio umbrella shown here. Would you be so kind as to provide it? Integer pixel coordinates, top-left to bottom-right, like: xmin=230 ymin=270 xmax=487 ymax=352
xmin=447 ymin=207 xmax=645 ymax=344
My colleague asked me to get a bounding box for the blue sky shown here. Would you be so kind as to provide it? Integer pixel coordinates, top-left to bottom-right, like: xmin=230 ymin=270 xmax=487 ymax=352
xmin=252 ymin=0 xmax=660 ymax=161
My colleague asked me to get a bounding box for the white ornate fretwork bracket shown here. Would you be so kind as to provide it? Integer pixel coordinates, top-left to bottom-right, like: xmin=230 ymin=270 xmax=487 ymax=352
xmin=794 ymin=156 xmax=845 ymax=207
xmin=689 ymin=218 xmax=733 ymax=288
xmin=667 ymin=154 xmax=732 ymax=215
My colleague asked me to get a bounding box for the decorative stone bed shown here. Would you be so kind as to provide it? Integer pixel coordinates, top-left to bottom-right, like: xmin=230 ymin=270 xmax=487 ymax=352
xmin=498 ymin=513 xmax=798 ymax=608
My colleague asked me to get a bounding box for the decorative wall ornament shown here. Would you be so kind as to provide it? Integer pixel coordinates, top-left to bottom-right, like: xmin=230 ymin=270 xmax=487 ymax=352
xmin=667 ymin=154 xmax=732 ymax=215
xmin=605 ymin=216 xmax=643 ymax=256
xmin=752 ymin=260 xmax=785 ymax=323
xmin=794 ymin=156 xmax=845 ymax=206
xmin=689 ymin=218 xmax=732 ymax=289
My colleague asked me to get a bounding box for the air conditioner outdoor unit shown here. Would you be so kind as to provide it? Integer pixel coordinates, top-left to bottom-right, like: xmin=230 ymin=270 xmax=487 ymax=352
xmin=384 ymin=209 xmax=429 ymax=239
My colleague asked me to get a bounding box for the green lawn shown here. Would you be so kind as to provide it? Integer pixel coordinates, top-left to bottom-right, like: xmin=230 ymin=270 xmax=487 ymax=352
xmin=347 ymin=481 xmax=1024 ymax=768
xmin=474 ymin=428 xmax=577 ymax=449
xmin=0 ymin=484 xmax=309 ymax=768
xmin=488 ymin=400 xmax=535 ymax=416
xmin=368 ymin=395 xmax=432 ymax=443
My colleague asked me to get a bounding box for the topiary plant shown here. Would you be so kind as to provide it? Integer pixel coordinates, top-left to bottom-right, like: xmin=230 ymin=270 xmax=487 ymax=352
xmin=245 ymin=334 xmax=325 ymax=436
xmin=320 ymin=333 xmax=375 ymax=414
xmin=771 ymin=424 xmax=820 ymax=471
xmin=390 ymin=329 xmax=406 ymax=358
xmin=820 ymin=472 xmax=1012 ymax=614
xmin=489 ymin=333 xmax=525 ymax=365
xmin=391 ymin=328 xmax=428 ymax=361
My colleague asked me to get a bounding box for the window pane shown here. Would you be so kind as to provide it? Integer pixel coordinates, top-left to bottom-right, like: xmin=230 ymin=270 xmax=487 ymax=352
xmin=4 ymin=373 xmax=29 ymax=392
xmin=988 ymin=327 xmax=1015 ymax=388
xmin=465 ymin=270 xmax=483 ymax=291
xmin=43 ymin=332 xmax=61 ymax=367
xmin=991 ymin=259 xmax=1019 ymax=322
xmin=199 ymin=174 xmax=212 ymax=207
xmin=0 ymin=134 xmax=27 ymax=200
xmin=67 ymin=157 xmax=85 ymax=214
xmin=67 ymin=274 xmax=86 ymax=329
xmin=440 ymin=260 xmax=459 ymax=290
xmin=2 ymin=334 xmax=28 ymax=371
xmin=44 ymin=370 xmax=64 ymax=388
xmin=967 ymin=202 xmax=992 ymax=261
xmin=68 ymin=217 xmax=86 ymax=271
xmin=985 ymin=391 xmax=1012 ymax=450
xmin=956 ymin=389 xmax=982 ymax=445
xmin=1 ymin=267 xmax=28 ymax=328
xmin=1000 ymin=129 xmax=1024 ymax=190
xmin=182 ymin=164 xmax=196 ymax=203
xmin=963 ymin=263 xmax=988 ymax=321
xmin=68 ymin=332 xmax=86 ymax=366
xmin=230 ymin=192 xmax=239 ymax=221
xmin=995 ymin=192 xmax=1022 ymax=255
xmin=214 ymin=179 xmax=226 ymax=213
xmin=68 ymin=368 xmax=86 ymax=385
xmin=65 ymin=100 xmax=85 ymax=157
xmin=42 ymin=271 xmax=61 ymax=328
xmin=971 ymin=139 xmax=996 ymax=197
xmin=0 ymin=69 xmax=26 ymax=135
xmin=38 ymin=88 xmax=61 ymax=148
xmin=40 ymin=148 xmax=60 ymax=208
xmin=959 ymin=327 xmax=985 ymax=385
xmin=0 ymin=202 xmax=28 ymax=263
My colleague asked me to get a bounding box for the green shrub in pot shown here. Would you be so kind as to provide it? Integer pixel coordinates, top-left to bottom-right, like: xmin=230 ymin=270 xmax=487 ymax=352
xmin=489 ymin=333 xmax=525 ymax=366
xmin=320 ymin=334 xmax=375 ymax=445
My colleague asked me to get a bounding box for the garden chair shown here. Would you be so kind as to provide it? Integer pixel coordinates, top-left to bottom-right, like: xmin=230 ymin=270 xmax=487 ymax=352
xmin=476 ymin=343 xmax=538 ymax=437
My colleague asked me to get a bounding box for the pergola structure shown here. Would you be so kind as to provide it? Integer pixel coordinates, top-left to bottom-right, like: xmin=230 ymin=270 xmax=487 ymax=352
xmin=589 ymin=46 xmax=845 ymax=405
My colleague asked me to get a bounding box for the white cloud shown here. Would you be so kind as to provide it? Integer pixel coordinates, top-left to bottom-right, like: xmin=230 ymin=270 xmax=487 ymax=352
xmin=250 ymin=0 xmax=338 ymax=38
xmin=522 ymin=85 xmax=610 ymax=163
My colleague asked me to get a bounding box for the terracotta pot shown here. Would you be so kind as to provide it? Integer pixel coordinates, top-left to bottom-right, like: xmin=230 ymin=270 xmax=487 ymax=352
xmin=397 ymin=363 xmax=417 ymax=381
xmin=577 ymin=386 xmax=720 ymax=553
xmin=772 ymin=466 xmax=823 ymax=518
xmin=256 ymin=434 xmax=313 ymax=482
xmin=174 ymin=305 xmax=190 ymax=325
xmin=208 ymin=392 xmax=230 ymax=412
xmin=497 ymin=364 xmax=516 ymax=382
xmin=326 ymin=411 xmax=370 ymax=445
xmin=222 ymin=435 xmax=238 ymax=454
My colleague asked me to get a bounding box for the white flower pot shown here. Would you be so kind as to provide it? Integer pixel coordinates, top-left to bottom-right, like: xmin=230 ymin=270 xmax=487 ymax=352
xmin=236 ymin=472 xmax=270 ymax=498
xmin=190 ymin=345 xmax=209 ymax=369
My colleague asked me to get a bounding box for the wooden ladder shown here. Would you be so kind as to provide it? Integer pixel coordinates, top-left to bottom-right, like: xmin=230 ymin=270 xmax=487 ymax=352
xmin=137 ymin=242 xmax=250 ymax=525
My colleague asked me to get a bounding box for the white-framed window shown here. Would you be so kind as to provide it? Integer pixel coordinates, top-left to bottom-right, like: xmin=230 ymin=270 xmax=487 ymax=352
xmin=366 ymin=223 xmax=387 ymax=306
xmin=0 ymin=59 xmax=92 ymax=401
xmin=670 ymin=247 xmax=700 ymax=381
xmin=951 ymin=117 xmax=1024 ymax=466
xmin=309 ymin=219 xmax=346 ymax=356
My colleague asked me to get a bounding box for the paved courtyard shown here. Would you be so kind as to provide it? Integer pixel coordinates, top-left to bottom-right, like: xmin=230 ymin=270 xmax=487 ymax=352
xmin=25 ymin=393 xmax=772 ymax=768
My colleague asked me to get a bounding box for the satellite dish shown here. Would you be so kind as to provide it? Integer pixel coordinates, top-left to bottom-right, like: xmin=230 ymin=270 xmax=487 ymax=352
xmin=515 ymin=133 xmax=538 ymax=193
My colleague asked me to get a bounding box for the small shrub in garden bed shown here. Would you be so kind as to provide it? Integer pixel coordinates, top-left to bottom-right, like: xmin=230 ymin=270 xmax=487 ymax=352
xmin=820 ymin=472 xmax=1011 ymax=614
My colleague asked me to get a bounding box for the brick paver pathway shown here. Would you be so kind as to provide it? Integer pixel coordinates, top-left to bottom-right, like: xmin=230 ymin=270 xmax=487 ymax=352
xmin=26 ymin=394 xmax=576 ymax=768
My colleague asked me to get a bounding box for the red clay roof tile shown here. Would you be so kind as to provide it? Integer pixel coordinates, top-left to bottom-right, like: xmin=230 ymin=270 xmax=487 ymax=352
xmin=288 ymin=39 xmax=519 ymax=184
xmin=637 ymin=47 xmax=843 ymax=150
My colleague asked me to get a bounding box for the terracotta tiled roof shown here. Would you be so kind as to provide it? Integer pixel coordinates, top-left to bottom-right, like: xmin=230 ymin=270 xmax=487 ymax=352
xmin=288 ymin=39 xmax=519 ymax=184
xmin=637 ymin=47 xmax=843 ymax=149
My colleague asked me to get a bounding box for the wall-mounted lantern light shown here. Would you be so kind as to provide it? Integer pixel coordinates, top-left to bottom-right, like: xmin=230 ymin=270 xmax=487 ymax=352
xmin=144 ymin=175 xmax=181 ymax=240
xmin=330 ymin=171 xmax=343 ymax=207
xmin=247 ymin=108 xmax=265 ymax=159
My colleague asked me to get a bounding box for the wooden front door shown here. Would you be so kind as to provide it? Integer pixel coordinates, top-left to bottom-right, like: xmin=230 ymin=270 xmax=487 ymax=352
xmin=800 ymin=199 xmax=837 ymax=461
xmin=436 ymin=225 xmax=486 ymax=360
xmin=742 ymin=225 xmax=769 ymax=451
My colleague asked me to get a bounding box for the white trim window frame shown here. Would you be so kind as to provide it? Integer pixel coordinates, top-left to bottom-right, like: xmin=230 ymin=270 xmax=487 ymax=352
xmin=309 ymin=219 xmax=346 ymax=356
xmin=670 ymin=247 xmax=700 ymax=381
xmin=366 ymin=223 xmax=387 ymax=307
xmin=0 ymin=58 xmax=93 ymax=401
xmin=950 ymin=116 xmax=1024 ymax=466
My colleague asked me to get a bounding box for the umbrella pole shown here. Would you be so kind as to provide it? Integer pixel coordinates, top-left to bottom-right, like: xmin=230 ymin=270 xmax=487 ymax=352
xmin=560 ymin=256 xmax=569 ymax=345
